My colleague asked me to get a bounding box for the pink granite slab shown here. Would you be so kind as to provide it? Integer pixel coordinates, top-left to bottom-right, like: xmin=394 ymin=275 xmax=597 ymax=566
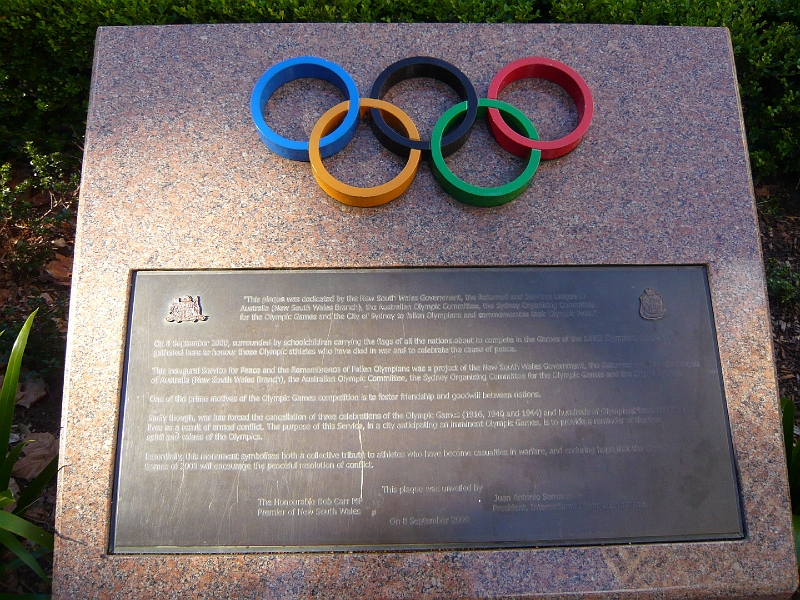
xmin=54 ymin=23 xmax=797 ymax=598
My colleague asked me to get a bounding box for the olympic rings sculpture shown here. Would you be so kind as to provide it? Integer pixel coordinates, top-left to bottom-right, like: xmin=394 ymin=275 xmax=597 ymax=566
xmin=251 ymin=55 xmax=593 ymax=208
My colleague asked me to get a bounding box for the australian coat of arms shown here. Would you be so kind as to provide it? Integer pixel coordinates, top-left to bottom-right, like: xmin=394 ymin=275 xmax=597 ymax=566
xmin=639 ymin=288 xmax=666 ymax=320
xmin=165 ymin=296 xmax=208 ymax=323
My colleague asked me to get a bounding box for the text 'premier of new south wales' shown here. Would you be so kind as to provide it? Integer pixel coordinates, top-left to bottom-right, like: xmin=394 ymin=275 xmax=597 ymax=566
xmin=111 ymin=267 xmax=741 ymax=551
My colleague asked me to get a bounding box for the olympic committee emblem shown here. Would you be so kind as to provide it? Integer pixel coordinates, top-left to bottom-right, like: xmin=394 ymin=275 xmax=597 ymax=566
xmin=165 ymin=296 xmax=208 ymax=323
xmin=639 ymin=289 xmax=666 ymax=321
xmin=251 ymin=55 xmax=594 ymax=208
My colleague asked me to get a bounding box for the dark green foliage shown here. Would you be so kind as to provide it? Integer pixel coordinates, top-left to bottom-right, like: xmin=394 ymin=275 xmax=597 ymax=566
xmin=168 ymin=0 xmax=545 ymax=24
xmin=0 ymin=293 xmax=69 ymax=378
xmin=782 ymin=397 xmax=800 ymax=571
xmin=551 ymin=0 xmax=800 ymax=178
xmin=0 ymin=144 xmax=76 ymax=376
xmin=0 ymin=143 xmax=77 ymax=276
xmin=767 ymin=258 xmax=800 ymax=306
xmin=0 ymin=313 xmax=58 ymax=585
xmin=781 ymin=397 xmax=800 ymax=514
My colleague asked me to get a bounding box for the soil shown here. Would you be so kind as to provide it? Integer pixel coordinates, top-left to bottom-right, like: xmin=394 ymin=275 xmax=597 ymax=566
xmin=0 ymin=173 xmax=799 ymax=593
xmin=757 ymin=175 xmax=800 ymax=409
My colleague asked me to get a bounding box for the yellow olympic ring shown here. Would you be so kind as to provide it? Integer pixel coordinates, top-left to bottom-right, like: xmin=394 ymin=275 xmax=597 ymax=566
xmin=308 ymin=98 xmax=422 ymax=207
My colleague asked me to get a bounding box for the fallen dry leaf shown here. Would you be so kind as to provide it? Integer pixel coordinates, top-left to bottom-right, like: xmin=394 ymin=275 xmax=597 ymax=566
xmin=15 ymin=378 xmax=47 ymax=409
xmin=12 ymin=432 xmax=58 ymax=482
xmin=53 ymin=317 xmax=67 ymax=333
xmin=0 ymin=376 xmax=48 ymax=409
xmin=42 ymin=254 xmax=73 ymax=286
xmin=23 ymin=506 xmax=50 ymax=524
xmin=0 ymin=288 xmax=11 ymax=304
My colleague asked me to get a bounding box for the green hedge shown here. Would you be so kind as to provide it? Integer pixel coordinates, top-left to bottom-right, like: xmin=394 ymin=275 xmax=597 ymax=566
xmin=0 ymin=0 xmax=798 ymax=178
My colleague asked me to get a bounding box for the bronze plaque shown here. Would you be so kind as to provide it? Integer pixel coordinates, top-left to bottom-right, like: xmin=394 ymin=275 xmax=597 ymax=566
xmin=110 ymin=267 xmax=742 ymax=552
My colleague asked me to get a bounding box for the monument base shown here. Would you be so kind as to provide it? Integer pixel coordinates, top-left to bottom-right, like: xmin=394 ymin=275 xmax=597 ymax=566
xmin=54 ymin=23 xmax=796 ymax=599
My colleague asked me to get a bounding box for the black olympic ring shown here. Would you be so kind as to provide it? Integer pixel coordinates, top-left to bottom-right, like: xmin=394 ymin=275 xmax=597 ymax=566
xmin=368 ymin=56 xmax=479 ymax=160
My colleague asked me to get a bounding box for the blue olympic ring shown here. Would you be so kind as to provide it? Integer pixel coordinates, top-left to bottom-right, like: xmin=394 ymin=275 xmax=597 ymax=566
xmin=250 ymin=56 xmax=360 ymax=161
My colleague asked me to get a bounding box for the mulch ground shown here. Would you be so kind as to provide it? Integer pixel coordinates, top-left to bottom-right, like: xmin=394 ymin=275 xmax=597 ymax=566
xmin=758 ymin=176 xmax=800 ymax=410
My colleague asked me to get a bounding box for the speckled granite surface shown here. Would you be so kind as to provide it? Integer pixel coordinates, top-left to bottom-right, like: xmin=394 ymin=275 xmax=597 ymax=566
xmin=54 ymin=23 xmax=797 ymax=599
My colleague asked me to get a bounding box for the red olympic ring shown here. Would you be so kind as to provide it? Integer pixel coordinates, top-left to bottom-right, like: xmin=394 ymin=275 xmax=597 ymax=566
xmin=486 ymin=57 xmax=594 ymax=160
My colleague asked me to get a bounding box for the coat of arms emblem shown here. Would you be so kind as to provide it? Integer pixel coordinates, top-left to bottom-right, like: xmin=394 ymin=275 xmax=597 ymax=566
xmin=165 ymin=296 xmax=208 ymax=323
xmin=639 ymin=288 xmax=666 ymax=320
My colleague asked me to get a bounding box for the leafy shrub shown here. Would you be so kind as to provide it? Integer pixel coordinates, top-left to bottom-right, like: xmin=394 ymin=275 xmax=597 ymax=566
xmin=767 ymin=258 xmax=800 ymax=306
xmin=780 ymin=397 xmax=800 ymax=570
xmin=550 ymin=0 xmax=800 ymax=179
xmin=0 ymin=145 xmax=76 ymax=375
